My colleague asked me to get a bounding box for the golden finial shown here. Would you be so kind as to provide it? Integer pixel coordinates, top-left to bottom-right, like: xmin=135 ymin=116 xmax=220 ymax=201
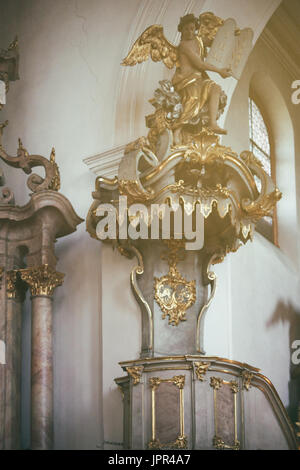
xmin=50 ymin=147 xmax=55 ymax=163
xmin=18 ymin=138 xmax=29 ymax=157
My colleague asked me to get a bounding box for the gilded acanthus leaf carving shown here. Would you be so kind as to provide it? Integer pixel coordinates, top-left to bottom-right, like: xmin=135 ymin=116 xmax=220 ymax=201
xmin=242 ymin=189 xmax=282 ymax=221
xmin=213 ymin=435 xmax=240 ymax=450
xmin=148 ymin=436 xmax=187 ymax=450
xmin=19 ymin=264 xmax=64 ymax=297
xmin=230 ymin=380 xmax=239 ymax=394
xmin=194 ymin=361 xmax=211 ymax=381
xmin=126 ymin=366 xmax=143 ymax=385
xmin=149 ymin=375 xmax=185 ymax=390
xmin=210 ymin=376 xmax=222 ymax=390
xmin=242 ymin=370 xmax=253 ymax=391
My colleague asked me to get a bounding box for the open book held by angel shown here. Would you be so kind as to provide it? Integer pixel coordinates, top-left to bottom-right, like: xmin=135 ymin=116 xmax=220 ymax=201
xmin=122 ymin=13 xmax=253 ymax=145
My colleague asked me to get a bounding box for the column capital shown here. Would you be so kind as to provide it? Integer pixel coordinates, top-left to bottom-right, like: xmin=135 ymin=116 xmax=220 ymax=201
xmin=20 ymin=264 xmax=64 ymax=297
xmin=6 ymin=269 xmax=27 ymax=300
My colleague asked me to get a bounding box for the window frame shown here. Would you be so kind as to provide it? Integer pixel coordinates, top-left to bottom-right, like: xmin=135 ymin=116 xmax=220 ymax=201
xmin=248 ymin=90 xmax=279 ymax=247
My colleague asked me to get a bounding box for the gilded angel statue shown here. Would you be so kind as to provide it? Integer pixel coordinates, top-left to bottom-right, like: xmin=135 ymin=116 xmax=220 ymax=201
xmin=122 ymin=13 xmax=253 ymax=146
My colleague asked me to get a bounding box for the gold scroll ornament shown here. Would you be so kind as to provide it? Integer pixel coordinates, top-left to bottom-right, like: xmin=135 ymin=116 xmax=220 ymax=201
xmin=154 ymin=240 xmax=196 ymax=326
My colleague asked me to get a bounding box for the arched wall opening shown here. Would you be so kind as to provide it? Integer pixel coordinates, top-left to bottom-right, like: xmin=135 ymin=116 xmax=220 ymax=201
xmin=249 ymin=71 xmax=297 ymax=265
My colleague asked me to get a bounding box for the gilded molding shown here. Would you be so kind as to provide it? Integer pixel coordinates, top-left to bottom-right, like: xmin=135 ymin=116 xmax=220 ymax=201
xmin=119 ymin=179 xmax=154 ymax=203
xmin=211 ymin=376 xmax=240 ymax=450
xmin=148 ymin=374 xmax=186 ymax=450
xmin=128 ymin=244 xmax=153 ymax=355
xmin=194 ymin=361 xmax=210 ymax=381
xmin=19 ymin=264 xmax=64 ymax=297
xmin=148 ymin=436 xmax=188 ymax=450
xmin=149 ymin=374 xmax=185 ymax=390
xmin=197 ymin=253 xmax=217 ymax=353
xmin=242 ymin=370 xmax=253 ymax=391
xmin=124 ymin=137 xmax=150 ymax=154
xmin=126 ymin=366 xmax=143 ymax=385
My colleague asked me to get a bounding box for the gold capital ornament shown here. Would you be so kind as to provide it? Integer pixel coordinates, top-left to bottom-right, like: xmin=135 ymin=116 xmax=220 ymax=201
xmin=126 ymin=366 xmax=144 ymax=385
xmin=20 ymin=264 xmax=64 ymax=296
xmin=6 ymin=269 xmax=27 ymax=300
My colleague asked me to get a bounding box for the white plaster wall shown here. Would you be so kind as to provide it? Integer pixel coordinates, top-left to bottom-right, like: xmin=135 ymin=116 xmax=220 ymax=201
xmin=0 ymin=0 xmax=298 ymax=450
xmin=218 ymin=28 xmax=300 ymax=406
xmin=0 ymin=0 xmax=145 ymax=450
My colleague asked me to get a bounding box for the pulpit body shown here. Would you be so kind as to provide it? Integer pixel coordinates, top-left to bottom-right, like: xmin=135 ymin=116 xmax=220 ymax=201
xmin=86 ymin=11 xmax=297 ymax=450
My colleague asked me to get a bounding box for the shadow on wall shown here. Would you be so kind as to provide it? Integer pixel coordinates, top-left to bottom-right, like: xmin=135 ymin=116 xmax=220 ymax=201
xmin=266 ymin=300 xmax=300 ymax=424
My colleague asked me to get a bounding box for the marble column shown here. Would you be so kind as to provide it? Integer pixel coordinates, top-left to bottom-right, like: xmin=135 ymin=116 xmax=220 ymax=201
xmin=0 ymin=271 xmax=24 ymax=449
xmin=20 ymin=265 xmax=64 ymax=450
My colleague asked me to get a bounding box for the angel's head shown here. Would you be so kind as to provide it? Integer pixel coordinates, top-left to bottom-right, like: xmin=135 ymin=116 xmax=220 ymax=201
xmin=178 ymin=14 xmax=200 ymax=40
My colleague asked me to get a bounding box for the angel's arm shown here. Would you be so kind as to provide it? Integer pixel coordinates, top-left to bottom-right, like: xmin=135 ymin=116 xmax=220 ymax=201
xmin=179 ymin=42 xmax=231 ymax=78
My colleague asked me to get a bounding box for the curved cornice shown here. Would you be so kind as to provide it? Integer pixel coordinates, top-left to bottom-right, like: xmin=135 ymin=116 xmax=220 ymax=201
xmin=0 ymin=190 xmax=83 ymax=237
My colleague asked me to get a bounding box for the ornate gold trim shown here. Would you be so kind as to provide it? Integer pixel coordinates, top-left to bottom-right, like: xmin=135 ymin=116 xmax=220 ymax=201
xmin=213 ymin=435 xmax=240 ymax=450
xmin=242 ymin=370 xmax=253 ymax=391
xmin=149 ymin=375 xmax=185 ymax=390
xmin=194 ymin=361 xmax=210 ymax=381
xmin=148 ymin=436 xmax=188 ymax=450
xmin=0 ymin=139 xmax=61 ymax=193
xmin=128 ymin=244 xmax=153 ymax=353
xmin=126 ymin=366 xmax=143 ymax=385
xmin=210 ymin=376 xmax=222 ymax=390
xmin=148 ymin=375 xmax=187 ymax=449
xmin=19 ymin=264 xmax=64 ymax=296
xmin=48 ymin=147 xmax=61 ymax=191
xmin=230 ymin=380 xmax=239 ymax=394
xmin=119 ymin=355 xmax=260 ymax=371
xmin=197 ymin=254 xmax=217 ymax=353
xmin=145 ymin=366 xmax=191 ymax=373
xmin=6 ymin=270 xmax=18 ymax=299
xmin=6 ymin=269 xmax=27 ymax=300
xmin=210 ymin=377 xmax=240 ymax=450
xmin=154 ymin=240 xmax=196 ymax=326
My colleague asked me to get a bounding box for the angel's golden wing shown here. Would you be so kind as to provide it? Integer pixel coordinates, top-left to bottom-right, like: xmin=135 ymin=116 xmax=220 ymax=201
xmin=122 ymin=25 xmax=178 ymax=70
xmin=198 ymin=12 xmax=224 ymax=43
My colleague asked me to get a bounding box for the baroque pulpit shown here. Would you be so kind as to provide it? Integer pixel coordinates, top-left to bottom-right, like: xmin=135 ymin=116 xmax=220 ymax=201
xmin=86 ymin=12 xmax=298 ymax=450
